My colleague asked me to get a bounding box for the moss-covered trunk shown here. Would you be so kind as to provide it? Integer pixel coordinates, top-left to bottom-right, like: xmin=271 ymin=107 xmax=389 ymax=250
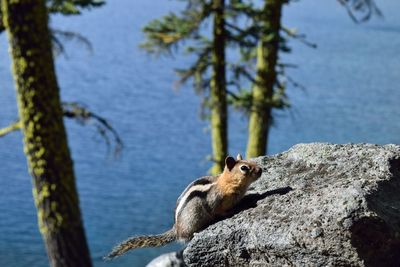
xmin=246 ymin=0 xmax=282 ymax=158
xmin=1 ymin=1 xmax=92 ymax=266
xmin=209 ymin=0 xmax=227 ymax=174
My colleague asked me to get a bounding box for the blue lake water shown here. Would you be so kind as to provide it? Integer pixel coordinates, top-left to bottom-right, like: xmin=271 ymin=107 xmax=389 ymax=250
xmin=1 ymin=0 xmax=400 ymax=266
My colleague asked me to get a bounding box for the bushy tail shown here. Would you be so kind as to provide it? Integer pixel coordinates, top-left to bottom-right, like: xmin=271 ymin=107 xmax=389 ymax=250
xmin=105 ymin=228 xmax=176 ymax=260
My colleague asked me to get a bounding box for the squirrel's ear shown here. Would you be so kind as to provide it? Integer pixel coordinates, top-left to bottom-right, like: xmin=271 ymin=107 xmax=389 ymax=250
xmin=225 ymin=156 xmax=236 ymax=171
xmin=236 ymin=154 xmax=243 ymax=161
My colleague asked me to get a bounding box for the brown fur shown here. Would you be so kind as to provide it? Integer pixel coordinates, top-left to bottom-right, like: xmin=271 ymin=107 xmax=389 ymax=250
xmin=215 ymin=158 xmax=262 ymax=214
xmin=105 ymin=228 xmax=176 ymax=260
xmin=105 ymin=154 xmax=262 ymax=260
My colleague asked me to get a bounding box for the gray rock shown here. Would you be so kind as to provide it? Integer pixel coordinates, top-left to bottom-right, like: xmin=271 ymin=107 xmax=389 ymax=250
xmin=183 ymin=143 xmax=400 ymax=267
xmin=146 ymin=250 xmax=185 ymax=267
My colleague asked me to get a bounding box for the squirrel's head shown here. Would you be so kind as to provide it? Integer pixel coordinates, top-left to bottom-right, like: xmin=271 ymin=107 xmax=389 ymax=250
xmin=223 ymin=154 xmax=262 ymax=183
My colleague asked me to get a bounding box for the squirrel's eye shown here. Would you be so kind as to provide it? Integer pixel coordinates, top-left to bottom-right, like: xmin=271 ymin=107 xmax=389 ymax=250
xmin=240 ymin=165 xmax=249 ymax=172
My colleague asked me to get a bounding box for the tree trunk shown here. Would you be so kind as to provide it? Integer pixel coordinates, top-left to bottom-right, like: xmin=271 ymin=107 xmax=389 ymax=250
xmin=0 ymin=12 xmax=4 ymax=32
xmin=1 ymin=1 xmax=93 ymax=266
xmin=246 ymin=0 xmax=282 ymax=158
xmin=209 ymin=0 xmax=227 ymax=174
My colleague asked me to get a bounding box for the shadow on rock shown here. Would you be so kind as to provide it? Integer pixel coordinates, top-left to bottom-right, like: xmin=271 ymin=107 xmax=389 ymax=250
xmin=351 ymin=216 xmax=400 ymax=267
xmin=226 ymin=186 xmax=293 ymax=218
xmin=353 ymin=157 xmax=400 ymax=267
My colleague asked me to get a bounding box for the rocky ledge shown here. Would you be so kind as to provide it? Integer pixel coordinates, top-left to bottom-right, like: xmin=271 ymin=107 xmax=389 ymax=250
xmin=149 ymin=143 xmax=400 ymax=267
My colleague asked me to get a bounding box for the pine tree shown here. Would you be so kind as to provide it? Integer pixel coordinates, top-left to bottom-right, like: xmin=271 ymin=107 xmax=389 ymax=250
xmin=142 ymin=0 xmax=228 ymax=174
xmin=141 ymin=0 xmax=382 ymax=164
xmin=227 ymin=0 xmax=291 ymax=158
xmin=246 ymin=0 xmax=283 ymax=158
xmin=233 ymin=0 xmax=380 ymax=157
xmin=1 ymin=0 xmax=92 ymax=266
xmin=209 ymin=0 xmax=228 ymax=174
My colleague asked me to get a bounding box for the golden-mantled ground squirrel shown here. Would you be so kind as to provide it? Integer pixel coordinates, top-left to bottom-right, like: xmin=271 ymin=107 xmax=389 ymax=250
xmin=106 ymin=154 xmax=262 ymax=259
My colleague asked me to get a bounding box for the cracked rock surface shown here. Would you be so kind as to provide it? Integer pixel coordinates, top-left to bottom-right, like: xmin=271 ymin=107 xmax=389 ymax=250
xmin=182 ymin=143 xmax=400 ymax=266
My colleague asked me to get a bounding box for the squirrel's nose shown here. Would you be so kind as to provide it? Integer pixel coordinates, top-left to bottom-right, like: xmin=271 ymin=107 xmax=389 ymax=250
xmin=256 ymin=167 xmax=262 ymax=176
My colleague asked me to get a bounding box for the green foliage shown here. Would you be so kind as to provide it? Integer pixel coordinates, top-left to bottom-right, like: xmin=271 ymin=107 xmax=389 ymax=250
xmin=141 ymin=12 xmax=208 ymax=53
xmin=0 ymin=0 xmax=104 ymax=33
xmin=225 ymin=0 xmax=292 ymax=114
xmin=141 ymin=0 xmax=214 ymax=102
xmin=141 ymin=0 xmax=298 ymax=117
xmin=141 ymin=0 xmax=381 ymax=119
xmin=47 ymin=0 xmax=105 ymax=15
xmin=228 ymin=84 xmax=289 ymax=114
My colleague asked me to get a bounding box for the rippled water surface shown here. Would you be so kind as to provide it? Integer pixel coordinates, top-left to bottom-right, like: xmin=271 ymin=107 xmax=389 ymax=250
xmin=1 ymin=0 xmax=400 ymax=266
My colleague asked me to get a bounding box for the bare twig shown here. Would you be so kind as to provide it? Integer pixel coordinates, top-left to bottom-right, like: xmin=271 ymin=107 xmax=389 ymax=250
xmin=0 ymin=121 xmax=21 ymax=137
xmin=51 ymin=29 xmax=93 ymax=57
xmin=337 ymin=0 xmax=383 ymax=23
xmin=62 ymin=102 xmax=123 ymax=157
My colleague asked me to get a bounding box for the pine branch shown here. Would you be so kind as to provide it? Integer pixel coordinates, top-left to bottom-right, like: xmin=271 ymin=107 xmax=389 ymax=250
xmin=51 ymin=28 xmax=93 ymax=57
xmin=62 ymin=102 xmax=123 ymax=156
xmin=286 ymin=75 xmax=306 ymax=91
xmin=141 ymin=0 xmax=215 ymax=55
xmin=175 ymin=42 xmax=212 ymax=92
xmin=229 ymin=63 xmax=257 ymax=84
xmin=227 ymin=0 xmax=259 ymax=18
xmin=47 ymin=0 xmax=105 ymax=15
xmin=0 ymin=102 xmax=123 ymax=156
xmin=141 ymin=9 xmax=207 ymax=54
xmin=282 ymin=27 xmax=317 ymax=48
xmin=225 ymin=22 xmax=259 ymax=39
